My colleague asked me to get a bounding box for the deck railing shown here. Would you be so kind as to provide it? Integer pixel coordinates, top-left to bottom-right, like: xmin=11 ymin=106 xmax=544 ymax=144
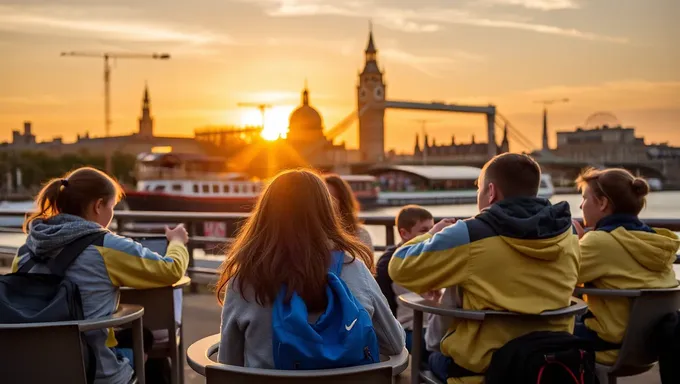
xmin=3 ymin=209 xmax=680 ymax=291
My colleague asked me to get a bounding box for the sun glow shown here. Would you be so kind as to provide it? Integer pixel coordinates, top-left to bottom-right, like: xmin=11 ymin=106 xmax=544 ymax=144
xmin=239 ymin=106 xmax=295 ymax=141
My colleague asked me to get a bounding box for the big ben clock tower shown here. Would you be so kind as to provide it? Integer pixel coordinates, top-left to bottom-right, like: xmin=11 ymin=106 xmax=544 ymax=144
xmin=357 ymin=24 xmax=386 ymax=163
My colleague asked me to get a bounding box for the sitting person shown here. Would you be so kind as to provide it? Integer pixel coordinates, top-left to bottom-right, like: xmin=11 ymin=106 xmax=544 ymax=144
xmin=12 ymin=167 xmax=189 ymax=384
xmin=389 ymin=153 xmax=580 ymax=383
xmin=324 ymin=174 xmax=374 ymax=251
xmin=376 ymin=205 xmax=435 ymax=354
xmin=216 ymin=169 xmax=405 ymax=368
xmin=573 ymin=167 xmax=679 ymax=365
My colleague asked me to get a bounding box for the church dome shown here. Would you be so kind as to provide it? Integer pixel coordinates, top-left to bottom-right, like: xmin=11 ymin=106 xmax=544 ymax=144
xmin=288 ymin=86 xmax=324 ymax=141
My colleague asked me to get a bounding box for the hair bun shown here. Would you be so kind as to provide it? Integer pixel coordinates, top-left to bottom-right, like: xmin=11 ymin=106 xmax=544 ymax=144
xmin=631 ymin=178 xmax=650 ymax=197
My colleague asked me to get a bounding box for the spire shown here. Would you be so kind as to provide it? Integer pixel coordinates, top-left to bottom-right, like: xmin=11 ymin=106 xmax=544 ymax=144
xmin=414 ymin=133 xmax=420 ymax=154
xmin=502 ymin=124 xmax=509 ymax=145
xmin=366 ymin=20 xmax=376 ymax=54
xmin=542 ymin=107 xmax=549 ymax=150
xmin=138 ymin=83 xmax=153 ymax=137
xmin=302 ymin=80 xmax=309 ymax=106
xmin=451 ymin=135 xmax=456 ymax=146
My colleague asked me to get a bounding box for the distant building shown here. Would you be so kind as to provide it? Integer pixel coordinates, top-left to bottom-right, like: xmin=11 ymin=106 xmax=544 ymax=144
xmin=1 ymin=85 xmax=204 ymax=156
xmin=389 ymin=125 xmax=509 ymax=163
xmin=552 ymin=125 xmax=647 ymax=163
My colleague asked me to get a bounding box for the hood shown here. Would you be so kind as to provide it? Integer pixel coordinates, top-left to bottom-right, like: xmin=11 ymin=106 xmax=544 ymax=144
xmin=475 ymin=197 xmax=573 ymax=261
xmin=25 ymin=214 xmax=108 ymax=259
xmin=597 ymin=214 xmax=679 ymax=272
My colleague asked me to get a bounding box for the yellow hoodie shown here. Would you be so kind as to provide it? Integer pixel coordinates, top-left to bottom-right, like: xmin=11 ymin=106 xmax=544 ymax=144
xmin=578 ymin=214 xmax=679 ymax=365
xmin=389 ymin=197 xmax=580 ymax=384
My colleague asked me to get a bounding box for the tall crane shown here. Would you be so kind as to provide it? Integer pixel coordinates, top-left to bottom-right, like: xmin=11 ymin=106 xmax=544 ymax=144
xmin=533 ymin=98 xmax=569 ymax=151
xmin=237 ymin=102 xmax=273 ymax=134
xmin=60 ymin=51 xmax=171 ymax=173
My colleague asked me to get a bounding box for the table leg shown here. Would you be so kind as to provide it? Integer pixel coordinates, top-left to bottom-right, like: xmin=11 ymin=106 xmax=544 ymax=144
xmin=412 ymin=310 xmax=423 ymax=384
xmin=132 ymin=318 xmax=146 ymax=384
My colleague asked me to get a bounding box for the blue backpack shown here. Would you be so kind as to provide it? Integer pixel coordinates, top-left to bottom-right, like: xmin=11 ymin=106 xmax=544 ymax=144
xmin=272 ymin=251 xmax=380 ymax=370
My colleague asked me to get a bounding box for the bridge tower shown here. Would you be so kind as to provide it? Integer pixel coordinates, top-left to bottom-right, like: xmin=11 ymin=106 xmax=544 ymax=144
xmin=357 ymin=23 xmax=386 ymax=163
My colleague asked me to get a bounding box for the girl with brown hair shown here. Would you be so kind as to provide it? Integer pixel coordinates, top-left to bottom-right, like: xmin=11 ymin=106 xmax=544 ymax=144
xmin=216 ymin=169 xmax=404 ymax=368
xmin=573 ymin=167 xmax=679 ymax=364
xmin=324 ymin=174 xmax=374 ymax=251
xmin=12 ymin=167 xmax=189 ymax=383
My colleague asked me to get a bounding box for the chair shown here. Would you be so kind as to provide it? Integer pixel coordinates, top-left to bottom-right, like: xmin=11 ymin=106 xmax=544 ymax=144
xmin=574 ymin=286 xmax=680 ymax=384
xmin=398 ymin=292 xmax=588 ymax=384
xmin=186 ymin=334 xmax=410 ymax=384
xmin=120 ymin=276 xmax=191 ymax=384
xmin=0 ymin=304 xmax=146 ymax=384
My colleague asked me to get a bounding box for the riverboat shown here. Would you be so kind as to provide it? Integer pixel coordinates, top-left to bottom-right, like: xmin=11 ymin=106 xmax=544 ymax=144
xmin=369 ymin=165 xmax=554 ymax=207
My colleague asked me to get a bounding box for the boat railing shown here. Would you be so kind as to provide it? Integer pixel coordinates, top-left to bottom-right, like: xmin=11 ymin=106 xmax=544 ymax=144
xmin=2 ymin=209 xmax=680 ymax=291
xmin=135 ymin=168 xmax=253 ymax=182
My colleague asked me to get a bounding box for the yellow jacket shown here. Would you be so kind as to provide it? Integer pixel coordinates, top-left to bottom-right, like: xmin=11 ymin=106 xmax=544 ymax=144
xmin=389 ymin=197 xmax=580 ymax=384
xmin=578 ymin=214 xmax=679 ymax=364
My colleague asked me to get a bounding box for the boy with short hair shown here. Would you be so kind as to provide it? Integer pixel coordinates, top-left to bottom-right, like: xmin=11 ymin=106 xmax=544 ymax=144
xmin=389 ymin=153 xmax=580 ymax=383
xmin=376 ymin=205 xmax=434 ymax=352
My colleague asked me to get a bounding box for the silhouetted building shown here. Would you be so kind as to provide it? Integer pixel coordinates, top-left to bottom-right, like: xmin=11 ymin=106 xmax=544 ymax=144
xmin=1 ymin=86 xmax=203 ymax=156
xmin=552 ymin=125 xmax=647 ymax=163
xmin=357 ymin=24 xmax=386 ymax=163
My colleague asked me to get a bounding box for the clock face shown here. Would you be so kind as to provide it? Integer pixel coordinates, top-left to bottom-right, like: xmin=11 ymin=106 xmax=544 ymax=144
xmin=359 ymin=87 xmax=368 ymax=101
xmin=374 ymin=86 xmax=384 ymax=101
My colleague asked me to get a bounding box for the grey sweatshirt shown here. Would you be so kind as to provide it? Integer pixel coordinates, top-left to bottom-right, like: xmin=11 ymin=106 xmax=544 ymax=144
xmin=218 ymin=253 xmax=405 ymax=367
xmin=14 ymin=214 xmax=189 ymax=384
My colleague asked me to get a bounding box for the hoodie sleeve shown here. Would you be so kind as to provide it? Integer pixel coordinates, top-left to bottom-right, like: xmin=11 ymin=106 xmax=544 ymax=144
xmin=577 ymin=231 xmax=608 ymax=284
xmin=97 ymin=233 xmax=189 ymax=288
xmin=389 ymin=220 xmax=471 ymax=294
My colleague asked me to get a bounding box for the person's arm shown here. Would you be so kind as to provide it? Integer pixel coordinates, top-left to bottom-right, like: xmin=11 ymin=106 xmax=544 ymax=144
xmin=217 ymin=282 xmax=246 ymax=365
xmin=99 ymin=234 xmax=189 ymax=288
xmin=389 ymin=220 xmax=471 ymax=294
xmin=577 ymin=231 xmax=608 ymax=284
xmin=362 ymin=265 xmax=406 ymax=355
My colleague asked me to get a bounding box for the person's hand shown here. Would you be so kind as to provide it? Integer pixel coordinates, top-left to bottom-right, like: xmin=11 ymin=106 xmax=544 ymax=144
xmin=428 ymin=218 xmax=457 ymax=235
xmin=165 ymin=224 xmax=189 ymax=244
xmin=422 ymin=289 xmax=443 ymax=303
xmin=572 ymin=219 xmax=585 ymax=239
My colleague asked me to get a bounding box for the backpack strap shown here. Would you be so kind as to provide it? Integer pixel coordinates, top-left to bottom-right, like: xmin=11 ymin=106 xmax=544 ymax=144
xmin=18 ymin=232 xmax=106 ymax=276
xmin=329 ymin=251 xmax=345 ymax=276
xmin=47 ymin=232 xmax=107 ymax=276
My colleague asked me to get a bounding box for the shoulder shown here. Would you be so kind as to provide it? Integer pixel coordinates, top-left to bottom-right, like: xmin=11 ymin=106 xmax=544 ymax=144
xmin=356 ymin=226 xmax=373 ymax=244
xmin=462 ymin=217 xmax=496 ymax=243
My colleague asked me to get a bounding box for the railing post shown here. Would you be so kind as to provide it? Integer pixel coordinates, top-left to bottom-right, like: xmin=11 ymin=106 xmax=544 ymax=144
xmin=187 ymin=220 xmax=198 ymax=293
xmin=385 ymin=224 xmax=395 ymax=247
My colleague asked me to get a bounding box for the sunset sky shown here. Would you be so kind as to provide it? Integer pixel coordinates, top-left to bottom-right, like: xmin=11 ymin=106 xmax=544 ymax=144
xmin=0 ymin=0 xmax=678 ymax=153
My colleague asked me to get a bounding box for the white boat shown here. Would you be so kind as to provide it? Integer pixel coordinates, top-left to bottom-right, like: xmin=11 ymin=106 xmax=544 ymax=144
xmin=370 ymin=165 xmax=554 ymax=206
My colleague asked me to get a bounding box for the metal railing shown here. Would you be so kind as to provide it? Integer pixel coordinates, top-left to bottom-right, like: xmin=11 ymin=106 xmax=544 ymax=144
xmin=3 ymin=209 xmax=680 ymax=290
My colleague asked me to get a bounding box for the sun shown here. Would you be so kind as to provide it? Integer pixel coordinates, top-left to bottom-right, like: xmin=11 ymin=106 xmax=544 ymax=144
xmin=240 ymin=106 xmax=295 ymax=141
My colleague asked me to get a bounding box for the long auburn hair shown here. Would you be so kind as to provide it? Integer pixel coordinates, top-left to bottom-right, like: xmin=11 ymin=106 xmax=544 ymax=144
xmin=215 ymin=169 xmax=374 ymax=310
xmin=324 ymin=174 xmax=361 ymax=235
xmin=24 ymin=167 xmax=124 ymax=232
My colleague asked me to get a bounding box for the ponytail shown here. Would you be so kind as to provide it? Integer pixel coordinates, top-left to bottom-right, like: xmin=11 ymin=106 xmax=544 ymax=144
xmin=23 ymin=167 xmax=124 ymax=233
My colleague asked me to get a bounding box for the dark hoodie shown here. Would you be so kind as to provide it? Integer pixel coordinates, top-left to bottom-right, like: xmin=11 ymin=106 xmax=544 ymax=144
xmin=389 ymin=197 xmax=581 ymax=379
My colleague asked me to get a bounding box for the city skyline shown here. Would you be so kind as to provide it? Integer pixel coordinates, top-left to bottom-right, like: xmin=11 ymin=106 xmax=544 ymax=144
xmin=0 ymin=0 xmax=678 ymax=152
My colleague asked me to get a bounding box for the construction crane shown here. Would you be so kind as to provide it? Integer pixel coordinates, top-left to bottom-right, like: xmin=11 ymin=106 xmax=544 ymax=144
xmin=237 ymin=102 xmax=273 ymax=134
xmin=534 ymin=98 xmax=570 ymax=106
xmin=60 ymin=51 xmax=171 ymax=173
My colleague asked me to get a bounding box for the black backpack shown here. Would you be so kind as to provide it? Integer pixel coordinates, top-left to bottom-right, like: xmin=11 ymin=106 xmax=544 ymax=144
xmin=0 ymin=232 xmax=106 ymax=383
xmin=485 ymin=331 xmax=599 ymax=384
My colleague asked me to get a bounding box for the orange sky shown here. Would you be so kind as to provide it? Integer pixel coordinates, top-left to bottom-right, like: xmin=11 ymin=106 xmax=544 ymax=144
xmin=0 ymin=0 xmax=678 ymax=153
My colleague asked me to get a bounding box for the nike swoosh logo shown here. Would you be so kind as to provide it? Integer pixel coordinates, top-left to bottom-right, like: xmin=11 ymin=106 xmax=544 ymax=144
xmin=345 ymin=318 xmax=358 ymax=331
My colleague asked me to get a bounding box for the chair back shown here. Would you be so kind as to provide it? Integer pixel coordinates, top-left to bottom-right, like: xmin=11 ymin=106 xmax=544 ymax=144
xmin=612 ymin=287 xmax=680 ymax=373
xmin=0 ymin=323 xmax=87 ymax=384
xmin=206 ymin=365 xmax=392 ymax=384
xmin=120 ymin=286 xmax=176 ymax=333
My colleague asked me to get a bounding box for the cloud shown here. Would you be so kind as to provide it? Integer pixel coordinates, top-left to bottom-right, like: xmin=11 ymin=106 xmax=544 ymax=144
xmin=0 ymin=5 xmax=231 ymax=44
xmin=242 ymin=0 xmax=626 ymax=43
xmin=381 ymin=48 xmax=484 ymax=77
xmin=480 ymin=0 xmax=580 ymax=11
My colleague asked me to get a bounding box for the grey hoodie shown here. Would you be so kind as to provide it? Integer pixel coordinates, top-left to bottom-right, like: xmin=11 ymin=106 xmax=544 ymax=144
xmin=14 ymin=214 xmax=189 ymax=384
xmin=218 ymin=253 xmax=406 ymax=367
